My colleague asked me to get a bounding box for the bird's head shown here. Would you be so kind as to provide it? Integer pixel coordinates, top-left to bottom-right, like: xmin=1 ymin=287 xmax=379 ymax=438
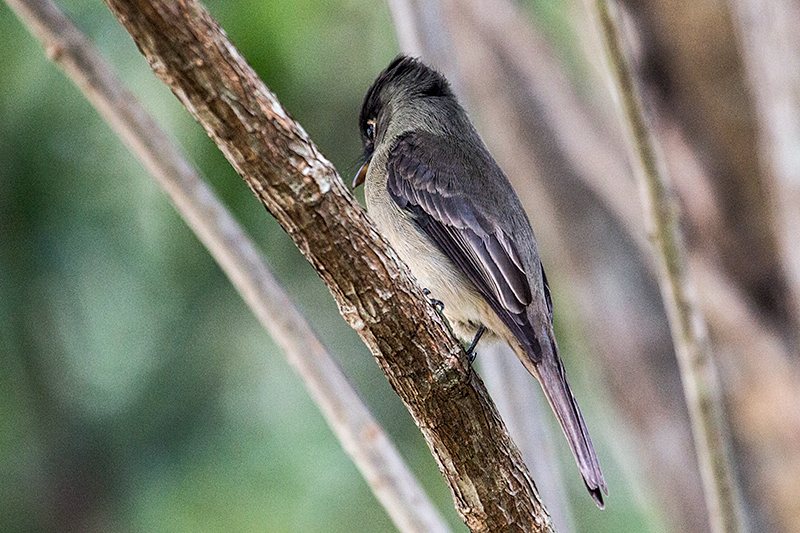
xmin=353 ymin=55 xmax=453 ymax=188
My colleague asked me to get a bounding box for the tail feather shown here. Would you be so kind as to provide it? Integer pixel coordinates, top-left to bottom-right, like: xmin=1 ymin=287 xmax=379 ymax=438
xmin=515 ymin=331 xmax=608 ymax=508
xmin=535 ymin=352 xmax=607 ymax=508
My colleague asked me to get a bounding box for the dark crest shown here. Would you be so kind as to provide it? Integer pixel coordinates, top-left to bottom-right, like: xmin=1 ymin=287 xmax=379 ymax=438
xmin=358 ymin=55 xmax=452 ymax=138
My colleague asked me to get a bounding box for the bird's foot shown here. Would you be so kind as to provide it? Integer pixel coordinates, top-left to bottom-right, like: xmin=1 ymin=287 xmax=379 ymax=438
xmin=423 ymin=288 xmax=456 ymax=337
xmin=423 ymin=288 xmax=445 ymax=313
xmin=464 ymin=326 xmax=486 ymax=364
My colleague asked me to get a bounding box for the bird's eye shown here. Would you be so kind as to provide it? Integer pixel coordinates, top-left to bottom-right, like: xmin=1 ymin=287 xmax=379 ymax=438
xmin=365 ymin=122 xmax=375 ymax=140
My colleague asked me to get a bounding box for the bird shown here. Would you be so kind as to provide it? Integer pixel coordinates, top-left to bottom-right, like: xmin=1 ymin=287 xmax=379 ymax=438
xmin=353 ymin=55 xmax=607 ymax=508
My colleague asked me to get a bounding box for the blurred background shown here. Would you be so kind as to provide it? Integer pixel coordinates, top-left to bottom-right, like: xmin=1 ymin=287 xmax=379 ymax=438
xmin=2 ymin=0 xmax=799 ymax=532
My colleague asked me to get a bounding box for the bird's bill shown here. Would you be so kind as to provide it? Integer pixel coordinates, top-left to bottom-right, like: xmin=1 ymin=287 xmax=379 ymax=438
xmin=353 ymin=160 xmax=369 ymax=188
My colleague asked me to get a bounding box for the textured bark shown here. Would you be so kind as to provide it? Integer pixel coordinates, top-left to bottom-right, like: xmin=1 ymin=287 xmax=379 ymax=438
xmin=100 ymin=0 xmax=554 ymax=531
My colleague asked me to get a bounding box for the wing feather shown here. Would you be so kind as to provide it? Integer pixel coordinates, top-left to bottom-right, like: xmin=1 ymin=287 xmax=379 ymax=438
xmin=386 ymin=131 xmax=541 ymax=357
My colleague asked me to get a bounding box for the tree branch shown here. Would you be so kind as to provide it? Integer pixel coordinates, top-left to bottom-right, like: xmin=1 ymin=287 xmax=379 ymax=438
xmin=588 ymin=2 xmax=748 ymax=532
xmin=3 ymin=0 xmax=453 ymax=531
xmin=98 ymin=0 xmax=553 ymax=530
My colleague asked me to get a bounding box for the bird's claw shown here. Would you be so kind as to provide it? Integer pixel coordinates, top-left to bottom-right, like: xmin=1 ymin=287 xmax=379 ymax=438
xmin=423 ymin=288 xmax=445 ymax=313
xmin=465 ymin=325 xmax=486 ymax=365
xmin=422 ymin=289 xmax=481 ymax=365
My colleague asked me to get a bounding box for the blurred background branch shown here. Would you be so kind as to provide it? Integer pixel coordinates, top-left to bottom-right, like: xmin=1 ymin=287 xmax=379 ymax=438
xmin=589 ymin=1 xmax=746 ymax=532
xmin=729 ymin=0 xmax=800 ymax=334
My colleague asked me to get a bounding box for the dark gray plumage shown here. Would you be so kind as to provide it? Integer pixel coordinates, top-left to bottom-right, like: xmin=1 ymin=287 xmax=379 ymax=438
xmin=355 ymin=55 xmax=607 ymax=507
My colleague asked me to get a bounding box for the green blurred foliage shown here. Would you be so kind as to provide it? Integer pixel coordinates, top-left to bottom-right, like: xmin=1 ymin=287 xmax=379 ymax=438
xmin=1 ymin=0 xmax=659 ymax=532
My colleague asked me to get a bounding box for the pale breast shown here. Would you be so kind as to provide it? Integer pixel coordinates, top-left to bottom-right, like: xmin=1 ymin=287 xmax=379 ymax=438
xmin=365 ymin=171 xmax=505 ymax=343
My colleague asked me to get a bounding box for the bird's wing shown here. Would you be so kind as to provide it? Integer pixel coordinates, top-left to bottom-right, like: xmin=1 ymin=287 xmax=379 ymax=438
xmin=386 ymin=131 xmax=542 ymax=358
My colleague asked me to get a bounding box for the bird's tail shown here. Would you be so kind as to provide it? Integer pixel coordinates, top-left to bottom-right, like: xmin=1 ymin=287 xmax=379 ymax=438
xmin=521 ymin=334 xmax=608 ymax=508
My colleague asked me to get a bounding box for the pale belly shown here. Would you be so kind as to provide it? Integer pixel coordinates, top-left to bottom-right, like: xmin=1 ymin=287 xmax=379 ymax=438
xmin=367 ymin=193 xmax=503 ymax=344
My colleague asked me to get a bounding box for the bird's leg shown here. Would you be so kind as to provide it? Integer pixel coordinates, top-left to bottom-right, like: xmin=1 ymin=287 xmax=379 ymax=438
xmin=465 ymin=325 xmax=486 ymax=364
xmin=422 ymin=288 xmax=444 ymax=313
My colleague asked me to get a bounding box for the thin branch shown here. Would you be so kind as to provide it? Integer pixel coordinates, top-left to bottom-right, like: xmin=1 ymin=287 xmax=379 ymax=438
xmin=694 ymin=254 xmax=800 ymax=533
xmin=3 ymin=0 xmax=452 ymax=531
xmin=92 ymin=0 xmax=554 ymax=530
xmin=615 ymin=0 xmax=790 ymax=327
xmin=588 ymin=2 xmax=747 ymax=533
xmin=385 ymin=0 xmax=423 ymax=56
xmin=385 ymin=0 xmax=462 ymax=97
